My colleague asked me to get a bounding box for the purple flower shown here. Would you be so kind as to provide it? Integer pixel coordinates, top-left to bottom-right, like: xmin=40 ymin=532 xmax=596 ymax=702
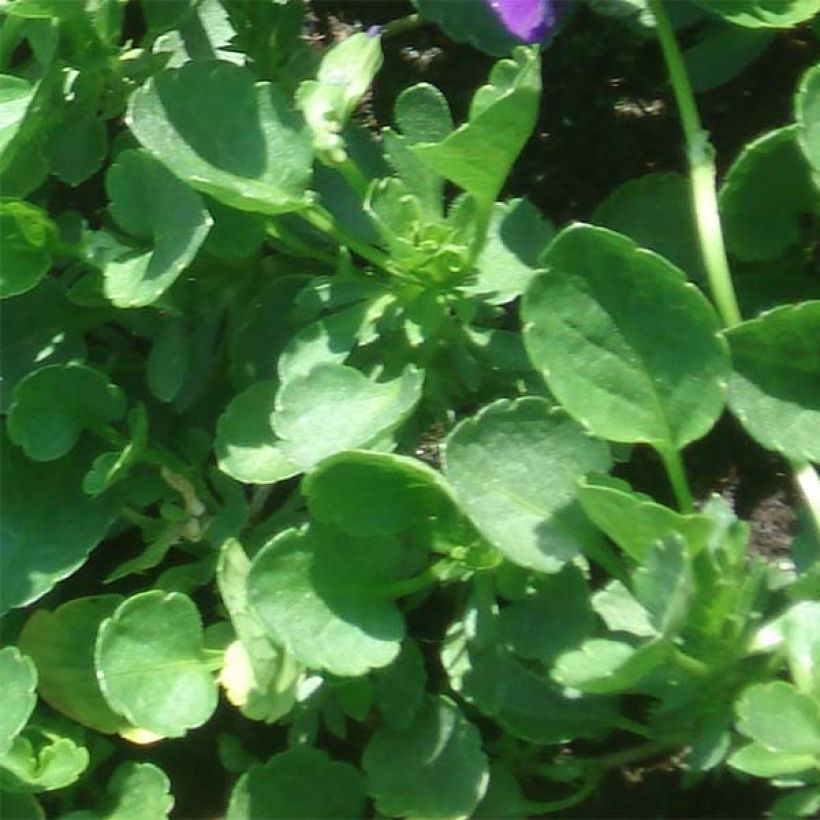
xmin=487 ymin=0 xmax=560 ymax=43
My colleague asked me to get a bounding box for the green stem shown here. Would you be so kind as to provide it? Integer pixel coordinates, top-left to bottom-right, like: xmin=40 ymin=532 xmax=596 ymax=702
xmin=526 ymin=774 xmax=600 ymax=815
xmin=672 ymin=647 xmax=711 ymax=677
xmin=265 ymin=221 xmax=337 ymax=267
xmin=792 ymin=460 xmax=820 ymax=545
xmin=378 ymin=559 xmax=453 ymax=599
xmin=658 ymin=446 xmax=695 ymax=513
xmin=589 ymin=739 xmax=679 ymax=772
xmin=337 ymin=157 xmax=371 ymax=199
xmin=381 ymin=13 xmax=424 ymax=39
xmin=647 ymin=0 xmax=742 ymax=328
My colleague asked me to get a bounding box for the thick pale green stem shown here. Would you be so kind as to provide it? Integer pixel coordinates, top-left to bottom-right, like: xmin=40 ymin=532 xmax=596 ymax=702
xmin=381 ymin=13 xmax=424 ymax=39
xmin=647 ymin=0 xmax=742 ymax=328
xmin=658 ymin=446 xmax=695 ymax=513
xmin=792 ymin=460 xmax=820 ymax=544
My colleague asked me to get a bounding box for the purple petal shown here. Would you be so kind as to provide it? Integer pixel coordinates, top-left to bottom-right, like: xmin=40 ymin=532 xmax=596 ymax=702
xmin=488 ymin=0 xmax=559 ymax=43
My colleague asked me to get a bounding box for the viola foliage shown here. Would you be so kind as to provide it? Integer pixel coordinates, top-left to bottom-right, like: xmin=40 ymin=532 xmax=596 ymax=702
xmin=0 ymin=0 xmax=818 ymax=817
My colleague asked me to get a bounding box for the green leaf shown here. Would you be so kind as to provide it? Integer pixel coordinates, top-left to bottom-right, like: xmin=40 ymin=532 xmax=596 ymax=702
xmin=77 ymin=762 xmax=174 ymax=820
xmin=684 ymin=24 xmax=773 ymax=92
xmin=771 ymin=787 xmax=820 ymax=819
xmin=729 ymin=742 xmax=817 ymax=778
xmin=146 ymin=318 xmax=190 ymax=403
xmin=8 ymin=363 xmax=125 ymax=462
xmin=0 ymin=647 xmax=37 ymax=757
xmin=215 ymin=381 xmax=299 ymax=485
xmin=497 ymin=565 xmax=594 ymax=663
xmin=128 ymin=60 xmax=312 ymax=214
xmin=0 ymin=199 xmax=55 ymax=299
xmin=95 ymin=591 xmax=218 ymax=738
xmin=0 ymin=75 xmax=37 ymax=157
xmin=17 ymin=597 xmax=127 ymax=735
xmin=735 ymin=681 xmax=820 ymax=754
xmin=720 ymin=126 xmax=818 ymax=262
xmin=47 ymin=113 xmax=107 ymax=186
xmin=442 ymin=397 xmax=611 ymax=572
xmin=226 ymin=748 xmax=366 ymax=820
xmin=578 ymin=474 xmax=718 ymax=561
xmin=0 ymin=733 xmax=88 ymax=793
xmin=523 ymin=224 xmax=729 ymax=451
xmin=372 ymin=640 xmax=427 ymax=731
xmin=0 ymin=433 xmax=120 ymax=614
xmin=632 ymin=534 xmax=694 ymax=636
xmin=0 ymin=791 xmax=43 ymax=819
xmin=796 ymin=63 xmax=820 ymax=182
xmin=465 ymin=198 xmax=555 ymax=304
xmin=103 ymin=149 xmax=211 ymax=307
xmin=272 ymin=363 xmax=424 ymax=469
xmin=303 ymin=450 xmax=457 ymax=537
xmin=411 ymin=48 xmax=540 ymax=204
xmin=552 ymin=638 xmax=671 ymax=694
xmin=248 ymin=526 xmax=407 ymax=676
xmin=217 ymin=539 xmax=301 ymax=723
xmin=726 ymin=301 xmax=820 ymax=462
xmin=591 ymin=580 xmax=657 ymax=638
xmin=592 ymin=173 xmax=706 ymax=283
xmin=693 ymin=0 xmax=820 ymax=28
xmin=0 ymin=280 xmax=86 ymax=413
xmin=363 ymin=696 xmax=489 ymax=820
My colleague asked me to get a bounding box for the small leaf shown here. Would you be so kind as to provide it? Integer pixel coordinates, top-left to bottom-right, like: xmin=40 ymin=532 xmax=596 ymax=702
xmin=248 ymin=527 xmax=407 ymax=676
xmin=726 ymin=301 xmax=820 ymax=462
xmin=720 ymin=126 xmax=817 ymax=262
xmin=103 ymin=149 xmax=211 ymax=307
xmin=18 ymin=597 xmax=127 ymax=734
xmin=523 ymin=224 xmax=729 ymax=451
xmin=736 ymin=681 xmax=820 ymax=754
xmin=303 ymin=450 xmax=457 ymax=537
xmin=632 ymin=534 xmax=694 ymax=636
xmin=0 ymin=647 xmax=37 ymax=757
xmin=0 ymin=199 xmax=54 ymax=299
xmin=443 ymin=397 xmax=611 ymax=572
xmin=95 ymin=591 xmax=218 ymax=738
xmin=128 ymin=60 xmax=312 ymax=214
xmin=684 ymin=24 xmax=773 ymax=92
xmin=226 ymin=748 xmax=366 ymax=820
xmin=8 ymin=363 xmax=125 ymax=462
xmin=363 ymin=696 xmax=489 ymax=820
xmin=146 ymin=318 xmax=190 ymax=403
xmin=272 ymin=363 xmax=424 ymax=469
xmin=0 ymin=734 xmax=88 ymax=793
xmin=48 ymin=113 xmax=107 ymax=186
xmin=729 ymin=742 xmax=817 ymax=778
xmin=372 ymin=640 xmax=427 ymax=731
xmin=796 ymin=63 xmax=820 ymax=181
xmin=591 ymin=580 xmax=657 ymax=638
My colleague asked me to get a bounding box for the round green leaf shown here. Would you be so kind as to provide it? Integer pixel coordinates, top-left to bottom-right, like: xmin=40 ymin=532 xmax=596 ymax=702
xmin=272 ymin=363 xmax=424 ymax=469
xmin=729 ymin=742 xmax=818 ymax=778
xmin=146 ymin=318 xmax=190 ymax=403
xmin=48 ymin=113 xmax=107 ymax=186
xmin=95 ymin=591 xmax=218 ymax=738
xmin=363 ymin=696 xmax=489 ymax=820
xmin=303 ymin=450 xmax=456 ymax=537
xmin=103 ymin=149 xmax=212 ymax=307
xmin=797 ymin=63 xmax=820 ymax=180
xmin=227 ymin=748 xmax=366 ymax=819
xmin=720 ymin=126 xmax=818 ymax=262
xmin=215 ymin=380 xmax=299 ymax=484
xmin=373 ymin=640 xmax=428 ymax=731
xmin=248 ymin=527 xmax=406 ymax=676
xmin=522 ymin=224 xmax=729 ymax=450
xmin=592 ymin=173 xmax=705 ymax=283
xmin=0 ymin=647 xmax=37 ymax=756
xmin=1 ymin=433 xmax=121 ymax=614
xmin=442 ymin=397 xmax=611 ymax=572
xmin=0 ymin=199 xmax=54 ymax=299
xmin=726 ymin=301 xmax=820 ymax=461
xmin=127 ymin=60 xmax=312 ymax=215
xmin=18 ymin=597 xmax=127 ymax=734
xmin=736 ymin=681 xmax=820 ymax=754
xmin=0 ymin=734 xmax=89 ymax=793
xmin=7 ymin=363 xmax=125 ymax=462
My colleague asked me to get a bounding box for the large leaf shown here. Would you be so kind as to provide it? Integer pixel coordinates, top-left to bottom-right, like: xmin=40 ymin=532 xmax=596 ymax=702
xmin=725 ymin=301 xmax=820 ymax=462
xmin=0 ymin=433 xmax=120 ymax=614
xmin=247 ymin=526 xmax=408 ymax=676
xmin=7 ymin=363 xmax=125 ymax=462
xmin=18 ymin=597 xmax=127 ymax=735
xmin=0 ymin=647 xmax=37 ymax=757
xmin=103 ymin=149 xmax=211 ymax=307
xmin=363 ymin=696 xmax=489 ymax=820
xmin=522 ymin=224 xmax=729 ymax=451
xmin=95 ymin=591 xmax=218 ymax=738
xmin=227 ymin=748 xmax=366 ymax=820
xmin=442 ymin=397 xmax=611 ymax=572
xmin=128 ymin=60 xmax=312 ymax=214
xmin=720 ymin=126 xmax=818 ymax=262
xmin=693 ymin=0 xmax=820 ymax=28
xmin=411 ymin=47 xmax=540 ymax=204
